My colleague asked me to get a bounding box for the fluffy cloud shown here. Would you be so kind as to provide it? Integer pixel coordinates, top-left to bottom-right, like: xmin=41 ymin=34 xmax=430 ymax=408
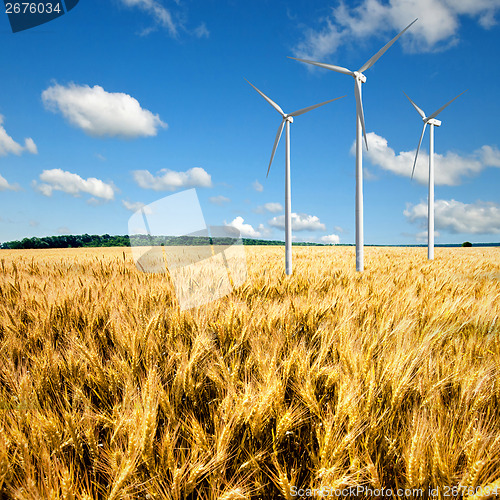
xmin=0 ymin=115 xmax=37 ymax=157
xmin=225 ymin=216 xmax=264 ymax=238
xmin=122 ymin=200 xmax=154 ymax=215
xmin=415 ymin=230 xmax=440 ymax=243
xmin=255 ymin=202 xmax=283 ymax=214
xmin=123 ymin=200 xmax=145 ymax=212
xmin=292 ymin=0 xmax=500 ymax=60
xmin=404 ymin=199 xmax=500 ymax=235
xmin=24 ymin=138 xmax=38 ymax=154
xmin=209 ymin=195 xmax=231 ymax=205
xmin=42 ymin=83 xmax=166 ymax=138
xmin=321 ymin=234 xmax=341 ymax=244
xmin=268 ymin=213 xmax=326 ymax=232
xmin=34 ymin=169 xmax=115 ymax=200
xmin=0 ymin=174 xmax=20 ymax=192
xmin=293 ymin=18 xmax=344 ymax=62
xmin=133 ymin=167 xmax=212 ymax=191
xmin=479 ymin=145 xmax=500 ymax=167
xmin=252 ymin=180 xmax=264 ymax=192
xmin=361 ymin=132 xmax=495 ymax=186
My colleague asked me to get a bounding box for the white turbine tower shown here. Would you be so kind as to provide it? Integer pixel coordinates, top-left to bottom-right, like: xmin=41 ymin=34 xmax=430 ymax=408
xmin=289 ymin=19 xmax=417 ymax=271
xmin=247 ymin=79 xmax=344 ymax=275
xmin=404 ymin=90 xmax=467 ymax=260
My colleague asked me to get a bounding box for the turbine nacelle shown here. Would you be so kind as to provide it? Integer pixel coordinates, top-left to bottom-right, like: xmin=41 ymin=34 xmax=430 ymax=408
xmin=425 ymin=118 xmax=441 ymax=127
xmin=353 ymin=71 xmax=367 ymax=83
xmin=284 ymin=115 xmax=294 ymax=123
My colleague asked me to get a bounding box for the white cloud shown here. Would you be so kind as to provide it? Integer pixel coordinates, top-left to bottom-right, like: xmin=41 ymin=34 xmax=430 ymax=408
xmin=133 ymin=167 xmax=212 ymax=191
xmin=268 ymin=212 xmax=326 ymax=232
xmin=87 ymin=197 xmax=107 ymax=206
xmin=194 ymin=22 xmax=210 ymax=38
xmin=225 ymin=216 xmax=263 ymax=238
xmin=321 ymin=234 xmax=340 ymax=244
xmin=34 ymin=169 xmax=115 ymax=200
xmin=209 ymin=195 xmax=231 ymax=205
xmin=293 ymin=18 xmax=343 ymax=61
xmin=255 ymin=202 xmax=283 ymax=213
xmin=119 ymin=0 xmax=209 ymax=38
xmin=404 ymin=199 xmax=500 ymax=235
xmin=122 ymin=200 xmax=146 ymax=212
xmin=361 ymin=132 xmax=491 ymax=186
xmin=42 ymin=83 xmax=166 ymax=138
xmin=479 ymin=145 xmax=500 ymax=167
xmin=0 ymin=115 xmax=37 ymax=157
xmin=415 ymin=230 xmax=440 ymax=242
xmin=292 ymin=0 xmax=500 ymax=60
xmin=120 ymin=0 xmax=179 ymax=37
xmin=0 ymin=173 xmax=20 ymax=192
xmin=57 ymin=226 xmax=71 ymax=234
xmin=24 ymin=138 xmax=38 ymax=155
xmin=334 ymin=0 xmax=391 ymax=38
xmin=252 ymin=180 xmax=264 ymax=192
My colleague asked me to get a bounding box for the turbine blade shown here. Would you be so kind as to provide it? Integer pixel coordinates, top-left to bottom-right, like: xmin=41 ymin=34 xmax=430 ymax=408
xmin=245 ymin=79 xmax=285 ymax=116
xmin=354 ymin=78 xmax=368 ymax=150
xmin=289 ymin=95 xmax=346 ymax=117
xmin=358 ymin=18 xmax=418 ymax=73
xmin=403 ymin=91 xmax=426 ymax=119
xmin=287 ymin=57 xmax=354 ymax=76
xmin=426 ymin=90 xmax=468 ymax=121
xmin=411 ymin=122 xmax=427 ymax=180
xmin=267 ymin=119 xmax=285 ymax=177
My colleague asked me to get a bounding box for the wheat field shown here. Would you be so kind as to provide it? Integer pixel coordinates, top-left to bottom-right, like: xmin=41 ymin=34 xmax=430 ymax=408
xmin=0 ymin=246 xmax=499 ymax=499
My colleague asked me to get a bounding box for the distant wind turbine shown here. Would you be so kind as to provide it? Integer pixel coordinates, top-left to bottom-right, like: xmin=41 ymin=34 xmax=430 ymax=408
xmin=246 ymin=79 xmax=344 ymax=275
xmin=289 ymin=18 xmax=417 ymax=271
xmin=404 ymin=90 xmax=467 ymax=260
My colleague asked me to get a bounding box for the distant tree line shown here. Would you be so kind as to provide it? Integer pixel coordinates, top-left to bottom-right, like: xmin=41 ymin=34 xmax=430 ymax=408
xmin=0 ymin=234 xmax=329 ymax=249
xmin=1 ymin=234 xmax=497 ymax=250
xmin=1 ymin=234 xmax=126 ymax=249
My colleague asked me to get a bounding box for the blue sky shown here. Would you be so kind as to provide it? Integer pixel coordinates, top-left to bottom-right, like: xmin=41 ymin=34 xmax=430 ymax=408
xmin=1 ymin=0 xmax=499 ymax=245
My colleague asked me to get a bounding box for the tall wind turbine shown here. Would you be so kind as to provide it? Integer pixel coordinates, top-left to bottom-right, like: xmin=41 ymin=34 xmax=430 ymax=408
xmin=247 ymin=79 xmax=344 ymax=275
xmin=404 ymin=90 xmax=467 ymax=260
xmin=289 ymin=19 xmax=417 ymax=271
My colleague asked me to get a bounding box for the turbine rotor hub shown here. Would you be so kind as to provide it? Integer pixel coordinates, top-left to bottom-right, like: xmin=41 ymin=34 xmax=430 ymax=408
xmin=353 ymin=71 xmax=367 ymax=83
xmin=285 ymin=115 xmax=294 ymax=123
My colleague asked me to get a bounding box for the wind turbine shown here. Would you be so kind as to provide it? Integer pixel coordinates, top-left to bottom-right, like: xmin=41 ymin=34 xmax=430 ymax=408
xmin=289 ymin=19 xmax=417 ymax=271
xmin=404 ymin=90 xmax=467 ymax=260
xmin=246 ymin=79 xmax=344 ymax=275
